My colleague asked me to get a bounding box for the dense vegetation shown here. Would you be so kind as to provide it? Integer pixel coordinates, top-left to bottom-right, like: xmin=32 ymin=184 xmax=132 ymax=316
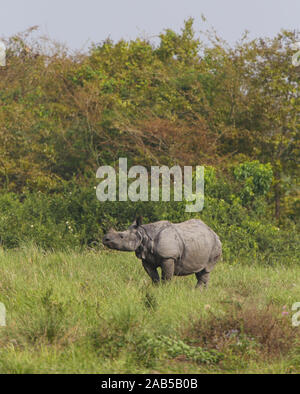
xmin=0 ymin=21 xmax=299 ymax=261
xmin=0 ymin=21 xmax=299 ymax=375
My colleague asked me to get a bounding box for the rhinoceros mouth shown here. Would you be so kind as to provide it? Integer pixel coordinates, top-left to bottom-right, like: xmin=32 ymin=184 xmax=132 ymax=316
xmin=102 ymin=239 xmax=115 ymax=249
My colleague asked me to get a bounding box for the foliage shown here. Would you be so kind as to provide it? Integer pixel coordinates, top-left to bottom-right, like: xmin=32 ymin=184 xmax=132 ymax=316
xmin=0 ymin=21 xmax=298 ymax=265
xmin=0 ymin=21 xmax=298 ymax=221
xmin=143 ymin=335 xmax=223 ymax=364
xmin=0 ymin=179 xmax=299 ymax=265
xmin=233 ymin=161 xmax=273 ymax=205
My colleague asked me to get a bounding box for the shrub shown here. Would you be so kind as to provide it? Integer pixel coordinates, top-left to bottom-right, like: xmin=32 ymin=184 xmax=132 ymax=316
xmin=233 ymin=161 xmax=273 ymax=205
xmin=0 ymin=162 xmax=298 ymax=267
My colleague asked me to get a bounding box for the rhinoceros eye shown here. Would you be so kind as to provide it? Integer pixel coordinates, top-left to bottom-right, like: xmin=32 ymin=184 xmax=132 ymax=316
xmin=119 ymin=234 xmax=124 ymax=239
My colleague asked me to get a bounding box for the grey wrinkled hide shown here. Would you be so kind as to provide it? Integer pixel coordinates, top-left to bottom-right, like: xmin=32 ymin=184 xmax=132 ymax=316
xmin=103 ymin=217 xmax=222 ymax=288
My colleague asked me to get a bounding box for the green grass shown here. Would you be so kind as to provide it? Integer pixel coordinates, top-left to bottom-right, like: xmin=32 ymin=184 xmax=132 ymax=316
xmin=0 ymin=246 xmax=299 ymax=374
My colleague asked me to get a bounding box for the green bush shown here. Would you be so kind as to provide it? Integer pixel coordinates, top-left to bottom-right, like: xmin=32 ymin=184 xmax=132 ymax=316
xmin=142 ymin=335 xmax=223 ymax=364
xmin=0 ymin=162 xmax=298 ymax=266
xmin=233 ymin=161 xmax=273 ymax=205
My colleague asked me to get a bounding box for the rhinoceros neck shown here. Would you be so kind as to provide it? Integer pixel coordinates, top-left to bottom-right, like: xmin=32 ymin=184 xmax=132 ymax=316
xmin=138 ymin=222 xmax=171 ymax=242
xmin=135 ymin=222 xmax=172 ymax=258
xmin=136 ymin=225 xmax=153 ymax=246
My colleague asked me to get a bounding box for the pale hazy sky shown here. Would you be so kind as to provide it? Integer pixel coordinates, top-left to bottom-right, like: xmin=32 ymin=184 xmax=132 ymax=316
xmin=1 ymin=0 xmax=299 ymax=50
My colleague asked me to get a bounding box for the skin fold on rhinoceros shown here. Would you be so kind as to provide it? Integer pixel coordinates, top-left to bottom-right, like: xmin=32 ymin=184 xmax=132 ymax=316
xmin=102 ymin=217 xmax=222 ymax=288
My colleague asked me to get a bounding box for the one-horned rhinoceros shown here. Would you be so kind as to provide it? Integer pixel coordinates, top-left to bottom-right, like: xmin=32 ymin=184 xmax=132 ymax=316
xmin=103 ymin=217 xmax=222 ymax=288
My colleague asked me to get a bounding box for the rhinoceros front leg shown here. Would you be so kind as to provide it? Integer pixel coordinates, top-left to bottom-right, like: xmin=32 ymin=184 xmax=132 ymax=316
xmin=142 ymin=260 xmax=160 ymax=284
xmin=161 ymin=259 xmax=175 ymax=282
xmin=195 ymin=269 xmax=210 ymax=289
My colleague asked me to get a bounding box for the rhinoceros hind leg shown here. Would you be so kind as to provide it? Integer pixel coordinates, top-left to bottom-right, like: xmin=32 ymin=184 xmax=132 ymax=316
xmin=195 ymin=269 xmax=210 ymax=289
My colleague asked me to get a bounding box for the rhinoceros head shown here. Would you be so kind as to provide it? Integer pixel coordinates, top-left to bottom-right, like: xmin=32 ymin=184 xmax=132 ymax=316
xmin=102 ymin=216 xmax=143 ymax=251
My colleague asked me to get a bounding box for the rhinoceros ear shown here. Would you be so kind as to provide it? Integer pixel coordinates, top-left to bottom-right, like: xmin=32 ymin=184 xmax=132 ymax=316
xmin=135 ymin=216 xmax=143 ymax=227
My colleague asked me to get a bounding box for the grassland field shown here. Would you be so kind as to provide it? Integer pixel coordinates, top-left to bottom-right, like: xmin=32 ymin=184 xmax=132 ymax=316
xmin=0 ymin=246 xmax=299 ymax=374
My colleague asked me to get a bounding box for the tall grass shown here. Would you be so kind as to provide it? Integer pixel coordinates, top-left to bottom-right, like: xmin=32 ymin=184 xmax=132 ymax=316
xmin=0 ymin=246 xmax=299 ymax=373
